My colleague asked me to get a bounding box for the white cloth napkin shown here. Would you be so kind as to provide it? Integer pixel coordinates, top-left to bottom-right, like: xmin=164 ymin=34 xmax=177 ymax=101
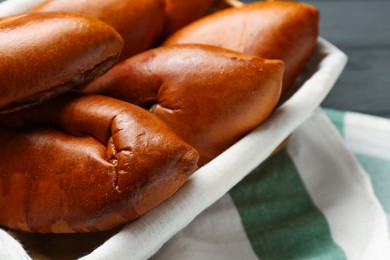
xmin=0 ymin=229 xmax=31 ymax=260
xmin=152 ymin=108 xmax=390 ymax=260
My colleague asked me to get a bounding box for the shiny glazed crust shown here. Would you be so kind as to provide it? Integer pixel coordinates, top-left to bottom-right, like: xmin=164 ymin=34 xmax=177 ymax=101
xmin=31 ymin=0 xmax=165 ymax=61
xmin=31 ymin=0 xmax=216 ymax=60
xmin=84 ymin=44 xmax=284 ymax=165
xmin=0 ymin=12 xmax=124 ymax=113
xmin=0 ymin=94 xmax=199 ymax=233
xmin=164 ymin=1 xmax=319 ymax=94
xmin=163 ymin=0 xmax=216 ymax=36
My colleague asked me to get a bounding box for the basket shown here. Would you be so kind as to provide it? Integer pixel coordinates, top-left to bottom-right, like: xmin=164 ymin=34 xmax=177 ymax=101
xmin=0 ymin=0 xmax=347 ymax=259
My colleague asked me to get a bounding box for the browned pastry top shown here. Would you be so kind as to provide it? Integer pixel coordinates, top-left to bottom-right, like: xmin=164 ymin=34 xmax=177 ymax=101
xmin=164 ymin=1 xmax=319 ymax=94
xmin=84 ymin=44 xmax=284 ymax=164
xmin=31 ymin=0 xmax=218 ymax=60
xmin=31 ymin=0 xmax=165 ymax=60
xmin=0 ymin=12 xmax=124 ymax=113
xmin=0 ymin=94 xmax=199 ymax=233
xmin=163 ymin=0 xmax=215 ymax=36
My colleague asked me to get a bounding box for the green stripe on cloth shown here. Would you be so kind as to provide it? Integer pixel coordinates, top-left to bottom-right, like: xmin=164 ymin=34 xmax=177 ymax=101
xmin=324 ymin=107 xmax=390 ymax=213
xmin=229 ymin=149 xmax=346 ymax=260
xmin=324 ymin=108 xmax=346 ymax=136
xmin=356 ymin=153 xmax=390 ymax=213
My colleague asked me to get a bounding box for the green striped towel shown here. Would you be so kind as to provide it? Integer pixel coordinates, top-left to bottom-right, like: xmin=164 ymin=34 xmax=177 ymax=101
xmin=152 ymin=108 xmax=390 ymax=260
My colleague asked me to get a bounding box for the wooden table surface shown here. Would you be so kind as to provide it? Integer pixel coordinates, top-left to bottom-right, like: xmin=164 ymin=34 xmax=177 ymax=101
xmin=243 ymin=0 xmax=390 ymax=118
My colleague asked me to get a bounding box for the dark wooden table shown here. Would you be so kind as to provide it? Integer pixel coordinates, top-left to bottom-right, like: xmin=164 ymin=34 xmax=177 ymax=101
xmin=309 ymin=0 xmax=390 ymax=118
xmin=243 ymin=0 xmax=390 ymax=118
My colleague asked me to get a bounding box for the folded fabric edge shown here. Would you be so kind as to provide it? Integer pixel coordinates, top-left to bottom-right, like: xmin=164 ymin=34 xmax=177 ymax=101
xmin=287 ymin=108 xmax=390 ymax=260
xmin=81 ymin=40 xmax=348 ymax=260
